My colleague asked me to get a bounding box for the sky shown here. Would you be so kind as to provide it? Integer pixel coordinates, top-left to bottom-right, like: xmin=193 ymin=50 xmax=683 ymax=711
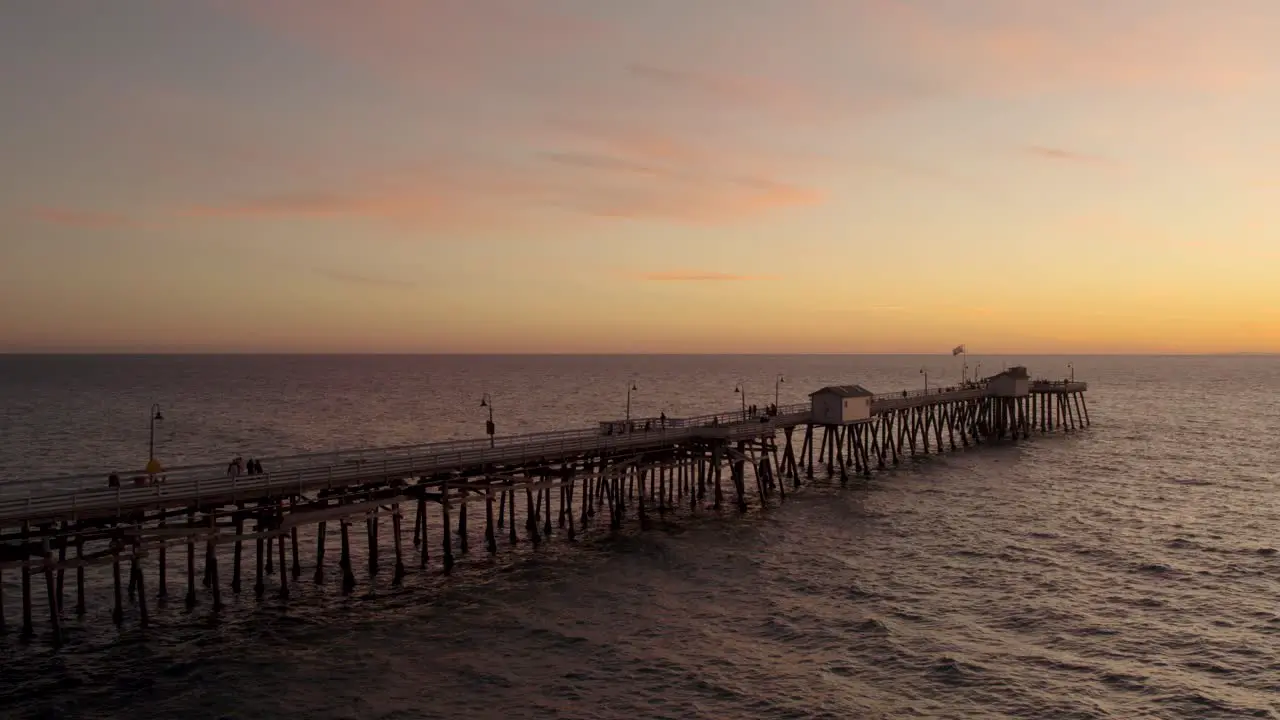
xmin=2 ymin=0 xmax=1279 ymax=354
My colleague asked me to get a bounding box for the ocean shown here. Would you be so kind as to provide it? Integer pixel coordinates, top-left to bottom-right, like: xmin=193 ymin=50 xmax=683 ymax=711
xmin=0 ymin=354 xmax=1277 ymax=719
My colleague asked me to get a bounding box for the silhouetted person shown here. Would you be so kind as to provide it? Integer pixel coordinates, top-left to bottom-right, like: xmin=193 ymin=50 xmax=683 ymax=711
xmin=660 ymin=412 xmax=667 ymax=429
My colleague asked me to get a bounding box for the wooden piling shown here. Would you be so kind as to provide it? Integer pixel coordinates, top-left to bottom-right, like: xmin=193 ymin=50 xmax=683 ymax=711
xmin=526 ymin=487 xmax=542 ymax=545
xmin=392 ymin=504 xmax=405 ymax=586
xmin=341 ymin=519 xmax=356 ymax=593
xmin=508 ymin=482 xmax=519 ymax=544
xmin=290 ymin=522 xmax=301 ymax=582
xmin=543 ymin=485 xmax=552 ymax=538
xmin=133 ymin=550 xmax=149 ymax=628
xmin=208 ymin=519 xmax=223 ymax=611
xmin=231 ymin=516 xmax=244 ymax=593
xmin=485 ymin=486 xmax=497 ymax=554
xmin=156 ymin=518 xmax=168 ymax=601
xmin=111 ymin=544 xmax=123 ymax=626
xmin=366 ymin=512 xmax=379 ymax=577
xmin=314 ymin=521 xmax=327 ymax=584
xmin=277 ymin=532 xmax=289 ymax=600
xmin=254 ymin=517 xmax=266 ymax=598
xmin=497 ymin=487 xmax=507 ymax=530
xmin=413 ymin=497 xmax=425 ymax=546
xmin=55 ymin=522 xmax=66 ymax=614
xmin=186 ymin=512 xmax=198 ymax=608
xmin=637 ymin=468 xmax=650 ymax=530
xmin=22 ymin=522 xmax=33 ymax=636
xmin=441 ymin=482 xmax=455 ymax=573
xmin=75 ymin=535 xmax=85 ymax=616
xmin=457 ymin=490 xmax=469 ymax=554
xmin=43 ymin=543 xmax=61 ymax=639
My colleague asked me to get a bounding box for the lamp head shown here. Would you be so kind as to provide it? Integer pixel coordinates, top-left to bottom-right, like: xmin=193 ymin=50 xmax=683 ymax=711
xmin=480 ymin=397 xmax=488 ymax=408
xmin=154 ymin=410 xmax=164 ymax=421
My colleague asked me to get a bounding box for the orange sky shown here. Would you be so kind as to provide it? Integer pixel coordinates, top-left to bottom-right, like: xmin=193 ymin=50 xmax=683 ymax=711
xmin=2 ymin=0 xmax=1278 ymax=353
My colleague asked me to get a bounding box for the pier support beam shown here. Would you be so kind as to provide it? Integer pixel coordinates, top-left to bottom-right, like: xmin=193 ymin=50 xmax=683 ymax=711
xmin=341 ymin=520 xmax=356 ymax=593
xmin=392 ymin=504 xmax=406 ymax=586
xmin=314 ymin=521 xmax=327 ymax=584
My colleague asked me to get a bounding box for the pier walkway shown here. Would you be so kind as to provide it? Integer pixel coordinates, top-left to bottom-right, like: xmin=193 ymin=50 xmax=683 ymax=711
xmin=0 ymin=373 xmax=1090 ymax=642
xmin=0 ymin=381 xmax=1090 ymax=525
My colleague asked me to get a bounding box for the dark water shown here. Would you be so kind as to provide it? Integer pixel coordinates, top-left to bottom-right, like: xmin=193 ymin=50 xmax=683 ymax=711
xmin=1 ymin=354 xmax=1278 ymax=719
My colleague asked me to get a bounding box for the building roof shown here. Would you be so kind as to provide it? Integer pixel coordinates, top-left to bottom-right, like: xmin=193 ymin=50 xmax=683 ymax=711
xmin=989 ymin=366 xmax=1030 ymax=379
xmin=809 ymin=384 xmax=875 ymax=398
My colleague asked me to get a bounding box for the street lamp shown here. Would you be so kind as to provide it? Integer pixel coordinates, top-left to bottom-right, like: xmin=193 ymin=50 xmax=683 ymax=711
xmin=920 ymin=367 xmax=929 ymax=393
xmin=734 ymin=383 xmax=746 ymax=416
xmin=480 ymin=394 xmax=495 ymax=448
xmin=146 ymin=404 xmax=164 ymax=474
xmin=625 ymin=381 xmax=638 ymax=431
xmin=775 ymin=374 xmax=785 ymax=409
xmin=1068 ymin=362 xmax=1074 ymax=383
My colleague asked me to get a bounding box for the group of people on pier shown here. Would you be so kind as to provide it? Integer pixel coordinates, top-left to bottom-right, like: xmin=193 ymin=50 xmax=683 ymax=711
xmin=226 ymin=456 xmax=266 ymax=478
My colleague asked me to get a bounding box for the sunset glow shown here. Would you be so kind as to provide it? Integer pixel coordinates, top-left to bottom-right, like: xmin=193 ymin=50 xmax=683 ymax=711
xmin=2 ymin=0 xmax=1278 ymax=353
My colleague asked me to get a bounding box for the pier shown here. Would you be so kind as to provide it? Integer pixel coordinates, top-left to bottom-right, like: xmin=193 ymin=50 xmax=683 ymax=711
xmin=0 ymin=370 xmax=1090 ymax=642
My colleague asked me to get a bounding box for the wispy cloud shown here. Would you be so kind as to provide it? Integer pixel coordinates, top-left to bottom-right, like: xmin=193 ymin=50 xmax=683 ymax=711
xmin=828 ymin=0 xmax=1271 ymax=96
xmin=226 ymin=0 xmax=606 ymax=89
xmin=313 ymin=267 xmax=418 ymax=289
xmin=24 ymin=207 xmax=138 ymax=230
xmin=638 ymin=270 xmax=776 ymax=282
xmin=1025 ymin=145 xmax=1113 ymax=166
xmin=536 ymin=131 xmax=825 ymax=223
xmin=628 ymin=64 xmax=828 ymax=121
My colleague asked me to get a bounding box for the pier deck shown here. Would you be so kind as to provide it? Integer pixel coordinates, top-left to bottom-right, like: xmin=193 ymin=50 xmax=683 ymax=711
xmin=0 ymin=375 xmax=1091 ymax=642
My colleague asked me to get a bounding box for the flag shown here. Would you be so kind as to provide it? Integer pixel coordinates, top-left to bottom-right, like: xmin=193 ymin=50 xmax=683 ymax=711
xmin=952 ymin=344 xmax=965 ymax=356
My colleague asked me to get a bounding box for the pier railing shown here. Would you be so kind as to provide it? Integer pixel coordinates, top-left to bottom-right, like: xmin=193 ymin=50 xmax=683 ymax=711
xmin=1 ymin=400 xmax=811 ymax=497
xmin=0 ymin=418 xmax=790 ymax=523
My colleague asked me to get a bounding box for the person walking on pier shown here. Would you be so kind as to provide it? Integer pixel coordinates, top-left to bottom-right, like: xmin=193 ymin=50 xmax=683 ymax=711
xmin=227 ymin=456 xmax=243 ymax=479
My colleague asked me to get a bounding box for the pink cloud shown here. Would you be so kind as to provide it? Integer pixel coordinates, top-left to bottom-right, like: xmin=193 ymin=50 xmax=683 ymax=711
xmin=178 ymin=123 xmax=826 ymax=229
xmin=638 ymin=270 xmax=777 ymax=282
xmin=24 ymin=207 xmax=138 ymax=230
xmin=832 ymin=0 xmax=1271 ymax=96
xmin=627 ymin=64 xmax=835 ymax=123
xmin=224 ymin=0 xmax=607 ymax=91
xmin=1025 ymin=146 xmax=1113 ymax=166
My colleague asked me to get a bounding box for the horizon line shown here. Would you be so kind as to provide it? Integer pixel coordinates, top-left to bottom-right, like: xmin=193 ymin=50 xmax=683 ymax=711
xmin=1 ymin=351 xmax=1275 ymax=357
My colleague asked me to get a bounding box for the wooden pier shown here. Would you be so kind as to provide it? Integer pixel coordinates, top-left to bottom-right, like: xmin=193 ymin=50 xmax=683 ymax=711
xmin=0 ymin=373 xmax=1090 ymax=642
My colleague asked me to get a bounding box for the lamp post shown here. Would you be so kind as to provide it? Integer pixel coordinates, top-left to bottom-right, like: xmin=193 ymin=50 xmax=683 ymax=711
xmin=146 ymin=403 xmax=164 ymax=474
xmin=1068 ymin=362 xmax=1074 ymax=383
xmin=734 ymin=383 xmax=746 ymax=417
xmin=920 ymin=367 xmax=929 ymax=394
xmin=625 ymin=381 xmax=638 ymax=431
xmin=775 ymin=374 xmax=785 ymax=409
xmin=480 ymin=394 xmax=495 ymax=448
